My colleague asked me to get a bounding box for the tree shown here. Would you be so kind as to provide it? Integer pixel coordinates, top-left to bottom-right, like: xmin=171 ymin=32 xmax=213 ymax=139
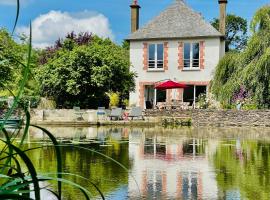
xmin=211 ymin=6 xmax=270 ymax=108
xmin=37 ymin=33 xmax=135 ymax=108
xmin=122 ymin=40 xmax=130 ymax=51
xmin=0 ymin=29 xmax=23 ymax=88
xmin=0 ymin=29 xmax=40 ymax=99
xmin=211 ymin=14 xmax=248 ymax=52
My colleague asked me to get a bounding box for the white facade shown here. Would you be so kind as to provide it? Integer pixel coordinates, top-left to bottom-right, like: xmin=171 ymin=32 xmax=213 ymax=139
xmin=129 ymin=37 xmax=222 ymax=108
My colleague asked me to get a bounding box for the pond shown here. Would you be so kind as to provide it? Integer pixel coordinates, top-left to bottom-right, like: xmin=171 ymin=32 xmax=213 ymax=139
xmin=19 ymin=126 xmax=270 ymax=199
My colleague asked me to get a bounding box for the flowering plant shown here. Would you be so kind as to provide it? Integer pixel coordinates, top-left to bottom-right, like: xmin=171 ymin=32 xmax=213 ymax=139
xmin=232 ymin=85 xmax=250 ymax=103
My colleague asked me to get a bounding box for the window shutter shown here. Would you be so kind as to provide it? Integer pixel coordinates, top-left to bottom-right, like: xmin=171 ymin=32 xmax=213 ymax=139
xmin=143 ymin=43 xmax=148 ymax=70
xmin=164 ymin=42 xmax=168 ymax=70
xmin=199 ymin=41 xmax=205 ymax=69
xmin=178 ymin=42 xmax=184 ymax=70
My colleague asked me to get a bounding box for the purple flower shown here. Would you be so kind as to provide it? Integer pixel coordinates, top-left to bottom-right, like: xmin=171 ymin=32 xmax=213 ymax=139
xmin=233 ymin=85 xmax=250 ymax=103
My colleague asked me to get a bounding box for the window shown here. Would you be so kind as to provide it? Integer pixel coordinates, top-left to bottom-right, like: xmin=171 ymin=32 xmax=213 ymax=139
xmin=184 ymin=43 xmax=200 ymax=69
xmin=148 ymin=44 xmax=164 ymax=69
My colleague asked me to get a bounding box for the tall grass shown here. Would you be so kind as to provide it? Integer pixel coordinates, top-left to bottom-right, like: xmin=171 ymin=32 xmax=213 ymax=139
xmin=0 ymin=1 xmax=96 ymax=199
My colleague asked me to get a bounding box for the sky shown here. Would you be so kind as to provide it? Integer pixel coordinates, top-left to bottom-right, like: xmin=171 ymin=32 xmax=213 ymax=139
xmin=0 ymin=0 xmax=269 ymax=48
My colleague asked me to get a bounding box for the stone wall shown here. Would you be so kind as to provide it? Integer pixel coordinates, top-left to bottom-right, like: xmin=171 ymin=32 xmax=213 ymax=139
xmin=31 ymin=109 xmax=98 ymax=122
xmin=30 ymin=109 xmax=270 ymax=127
xmin=145 ymin=109 xmax=270 ymax=127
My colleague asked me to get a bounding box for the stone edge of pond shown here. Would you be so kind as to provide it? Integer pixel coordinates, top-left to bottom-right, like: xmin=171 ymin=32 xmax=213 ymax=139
xmin=29 ymin=109 xmax=270 ymax=127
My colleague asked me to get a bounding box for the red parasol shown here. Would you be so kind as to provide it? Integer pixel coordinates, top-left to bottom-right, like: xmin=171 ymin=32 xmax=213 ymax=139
xmin=155 ymin=80 xmax=187 ymax=90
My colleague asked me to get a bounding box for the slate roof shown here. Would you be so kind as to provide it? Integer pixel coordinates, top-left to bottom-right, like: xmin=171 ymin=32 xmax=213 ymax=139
xmin=127 ymin=0 xmax=222 ymax=40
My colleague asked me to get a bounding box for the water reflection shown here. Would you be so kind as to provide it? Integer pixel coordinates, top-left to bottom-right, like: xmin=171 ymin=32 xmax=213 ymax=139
xmin=22 ymin=126 xmax=270 ymax=199
xmin=128 ymin=131 xmax=216 ymax=200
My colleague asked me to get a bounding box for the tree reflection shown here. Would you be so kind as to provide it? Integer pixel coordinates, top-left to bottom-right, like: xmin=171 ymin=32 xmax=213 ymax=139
xmin=24 ymin=140 xmax=129 ymax=199
xmin=213 ymin=140 xmax=270 ymax=200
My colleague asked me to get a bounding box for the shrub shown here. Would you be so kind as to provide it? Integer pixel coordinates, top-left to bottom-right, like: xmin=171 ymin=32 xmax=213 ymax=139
xmin=197 ymin=94 xmax=209 ymax=109
xmin=19 ymin=95 xmax=41 ymax=108
xmin=107 ymin=92 xmax=119 ymax=108
xmin=37 ymin=97 xmax=56 ymax=109
xmin=123 ymin=99 xmax=129 ymax=107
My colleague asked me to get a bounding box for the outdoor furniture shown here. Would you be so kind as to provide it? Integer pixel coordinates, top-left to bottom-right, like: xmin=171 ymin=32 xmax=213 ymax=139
xmin=73 ymin=107 xmax=85 ymax=121
xmin=128 ymin=107 xmax=145 ymax=120
xmin=182 ymin=102 xmax=190 ymax=110
xmin=156 ymin=102 xmax=173 ymax=110
xmin=156 ymin=102 xmax=166 ymax=110
xmin=109 ymin=108 xmax=123 ymax=120
xmin=156 ymin=101 xmax=190 ymax=110
xmin=97 ymin=107 xmax=107 ymax=120
xmin=155 ymin=80 xmax=187 ymax=109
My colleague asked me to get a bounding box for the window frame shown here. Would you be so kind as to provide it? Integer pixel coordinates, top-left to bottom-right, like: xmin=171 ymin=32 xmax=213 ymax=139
xmin=148 ymin=43 xmax=164 ymax=70
xmin=183 ymin=42 xmax=200 ymax=70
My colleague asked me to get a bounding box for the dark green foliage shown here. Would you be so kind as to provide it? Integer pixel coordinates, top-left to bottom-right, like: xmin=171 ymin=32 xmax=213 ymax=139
xmin=212 ymin=6 xmax=270 ymax=108
xmin=122 ymin=40 xmax=130 ymax=51
xmin=37 ymin=35 xmax=135 ymax=108
xmin=19 ymin=96 xmax=40 ymax=108
xmin=211 ymin=14 xmax=248 ymax=52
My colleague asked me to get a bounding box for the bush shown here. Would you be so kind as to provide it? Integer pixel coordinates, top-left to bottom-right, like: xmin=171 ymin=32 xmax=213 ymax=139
xmin=37 ymin=97 xmax=56 ymax=109
xmin=19 ymin=96 xmax=41 ymax=108
xmin=123 ymin=99 xmax=129 ymax=107
xmin=107 ymin=92 xmax=119 ymax=108
xmin=197 ymin=94 xmax=209 ymax=109
xmin=242 ymin=97 xmax=258 ymax=110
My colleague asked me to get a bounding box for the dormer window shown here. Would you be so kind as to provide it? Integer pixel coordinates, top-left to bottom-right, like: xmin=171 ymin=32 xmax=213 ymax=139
xmin=184 ymin=43 xmax=200 ymax=69
xmin=148 ymin=44 xmax=164 ymax=69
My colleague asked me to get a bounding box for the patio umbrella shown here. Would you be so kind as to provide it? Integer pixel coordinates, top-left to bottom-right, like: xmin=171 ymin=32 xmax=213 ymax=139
xmin=155 ymin=80 xmax=187 ymax=90
xmin=155 ymin=80 xmax=187 ymax=103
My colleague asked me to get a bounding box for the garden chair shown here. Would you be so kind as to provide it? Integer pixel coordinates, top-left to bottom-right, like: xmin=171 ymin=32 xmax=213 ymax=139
xmin=97 ymin=107 xmax=107 ymax=120
xmin=109 ymin=108 xmax=123 ymax=120
xmin=128 ymin=107 xmax=145 ymax=120
xmin=73 ymin=106 xmax=85 ymax=121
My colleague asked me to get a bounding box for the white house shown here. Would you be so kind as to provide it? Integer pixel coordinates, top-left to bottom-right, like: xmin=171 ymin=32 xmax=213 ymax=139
xmin=127 ymin=0 xmax=227 ymax=109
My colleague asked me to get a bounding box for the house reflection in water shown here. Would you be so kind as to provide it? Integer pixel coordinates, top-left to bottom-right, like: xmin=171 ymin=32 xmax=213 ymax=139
xmin=128 ymin=131 xmax=218 ymax=199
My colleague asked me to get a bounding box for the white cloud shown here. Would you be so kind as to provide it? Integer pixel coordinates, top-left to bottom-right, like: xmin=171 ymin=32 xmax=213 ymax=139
xmin=16 ymin=10 xmax=114 ymax=48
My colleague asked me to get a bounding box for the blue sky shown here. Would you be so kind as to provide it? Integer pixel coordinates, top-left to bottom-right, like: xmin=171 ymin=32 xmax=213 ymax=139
xmin=0 ymin=0 xmax=269 ymax=47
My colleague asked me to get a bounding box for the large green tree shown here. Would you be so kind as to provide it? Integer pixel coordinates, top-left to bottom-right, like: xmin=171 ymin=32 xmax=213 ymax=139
xmin=0 ymin=29 xmax=23 ymax=88
xmin=0 ymin=29 xmax=39 ymax=98
xmin=37 ymin=34 xmax=135 ymax=108
xmin=211 ymin=14 xmax=248 ymax=52
xmin=212 ymin=6 xmax=270 ymax=108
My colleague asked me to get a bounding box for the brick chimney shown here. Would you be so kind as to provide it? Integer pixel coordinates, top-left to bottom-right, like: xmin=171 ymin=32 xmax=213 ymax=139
xmin=130 ymin=0 xmax=140 ymax=33
xmin=219 ymin=0 xmax=227 ymax=56
xmin=218 ymin=0 xmax=227 ymax=35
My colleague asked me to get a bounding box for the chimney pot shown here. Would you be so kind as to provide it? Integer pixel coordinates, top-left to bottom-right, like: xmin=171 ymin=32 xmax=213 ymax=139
xmin=218 ymin=0 xmax=228 ymax=3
